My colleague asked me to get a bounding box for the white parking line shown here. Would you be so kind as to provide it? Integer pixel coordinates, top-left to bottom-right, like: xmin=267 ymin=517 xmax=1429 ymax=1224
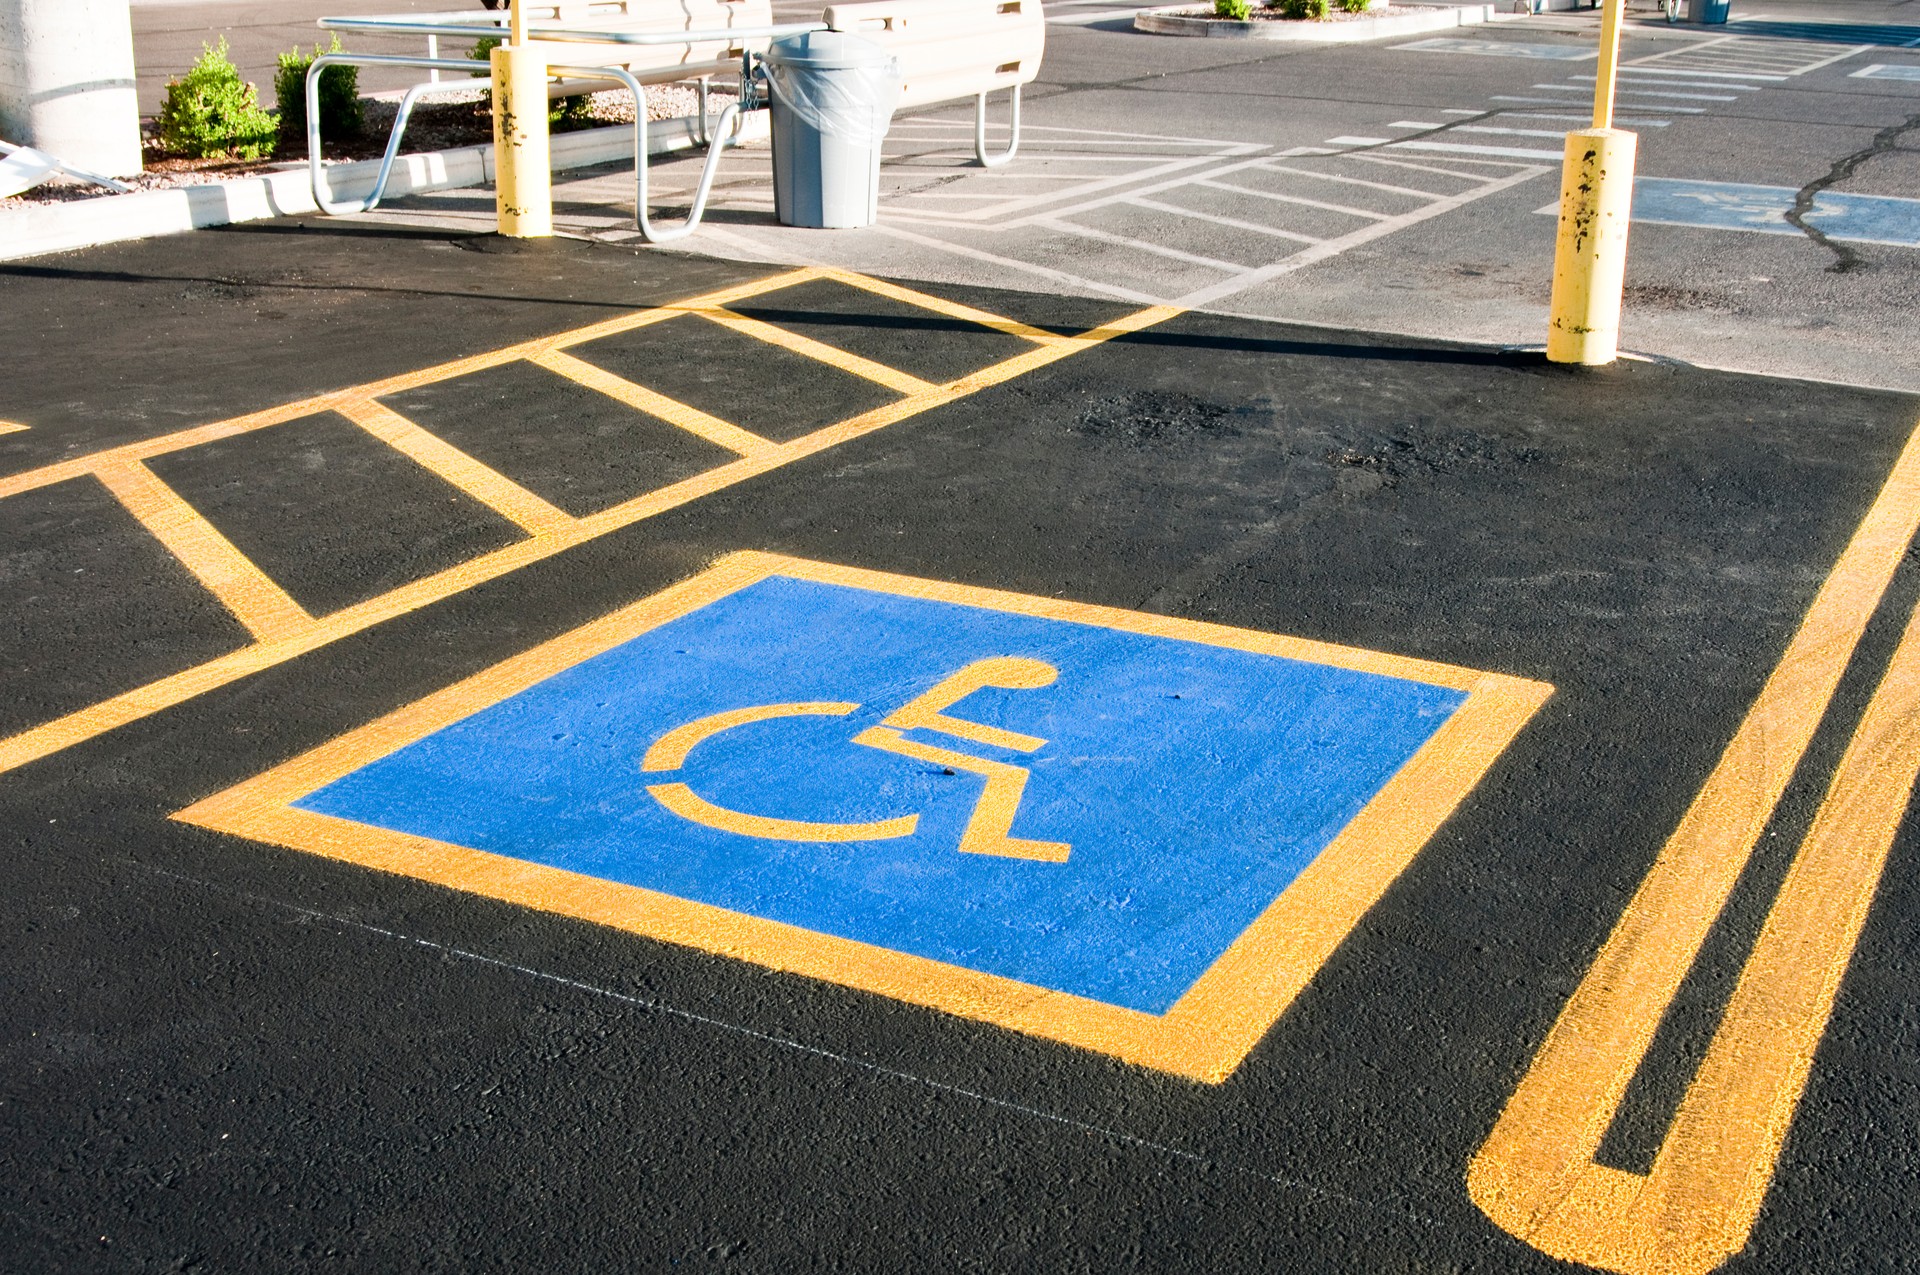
xmin=1169 ymin=163 xmax=1549 ymax=309
xmin=1193 ymin=179 xmax=1399 ymax=219
xmin=898 ymin=118 xmax=1266 ymax=150
xmin=1326 ymin=136 xmax=1393 ymax=145
xmin=1532 ymin=82 xmax=1740 ymax=100
xmin=1035 ymin=217 xmax=1249 ymax=272
xmin=1496 ymin=94 xmax=1703 ymax=111
xmin=1351 ymin=153 xmax=1528 ymax=181
xmin=1494 ymin=113 xmax=1673 ymax=125
xmin=1457 ymin=126 xmax=1570 ymax=138
xmin=873 ymin=223 xmax=1164 ymax=304
xmin=1126 ymin=196 xmax=1327 ymax=243
xmin=1389 ymin=140 xmax=1568 ymax=161
xmin=1594 ymin=67 xmax=1784 ymax=82
xmin=1255 ymin=163 xmax=1445 ymax=200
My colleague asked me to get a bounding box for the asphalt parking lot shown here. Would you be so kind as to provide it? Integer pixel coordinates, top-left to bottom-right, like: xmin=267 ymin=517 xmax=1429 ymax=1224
xmin=9 ymin=0 xmax=1920 ymax=1269
xmin=4 ymin=217 xmax=1920 ymax=1272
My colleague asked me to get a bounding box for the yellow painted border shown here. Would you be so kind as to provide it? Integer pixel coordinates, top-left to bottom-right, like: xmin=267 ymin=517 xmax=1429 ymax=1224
xmin=176 ymin=551 xmax=1551 ymax=1083
xmin=1468 ymin=412 xmax=1920 ymax=1274
xmin=0 ymin=269 xmax=1177 ymax=779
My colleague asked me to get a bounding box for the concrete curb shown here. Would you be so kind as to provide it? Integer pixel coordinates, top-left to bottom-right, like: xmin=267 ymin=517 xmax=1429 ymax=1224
xmin=1134 ymin=1 xmax=1498 ymax=40
xmin=0 ymin=111 xmax=770 ymax=262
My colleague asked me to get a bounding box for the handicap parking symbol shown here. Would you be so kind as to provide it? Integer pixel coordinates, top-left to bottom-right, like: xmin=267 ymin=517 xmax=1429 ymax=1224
xmin=179 ymin=553 xmax=1550 ymax=1081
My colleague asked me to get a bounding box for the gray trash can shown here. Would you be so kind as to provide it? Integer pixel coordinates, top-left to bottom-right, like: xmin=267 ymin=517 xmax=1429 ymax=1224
xmin=1685 ymin=0 xmax=1730 ymax=22
xmin=763 ymin=31 xmax=902 ymax=229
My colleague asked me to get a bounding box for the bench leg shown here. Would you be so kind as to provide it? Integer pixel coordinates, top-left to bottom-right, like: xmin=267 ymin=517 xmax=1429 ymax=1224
xmin=695 ymin=77 xmax=714 ymax=149
xmin=547 ymin=62 xmax=743 ymax=244
xmin=636 ymin=100 xmax=742 ymax=243
xmin=974 ymin=85 xmax=1020 ymax=169
xmin=308 ymin=60 xmax=475 ymax=216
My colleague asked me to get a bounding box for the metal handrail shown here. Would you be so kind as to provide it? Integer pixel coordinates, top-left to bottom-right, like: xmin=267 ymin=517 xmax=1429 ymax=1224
xmin=318 ymin=15 xmax=826 ymax=46
xmin=548 ymin=61 xmax=744 ymax=244
xmin=973 ymin=87 xmax=1020 ymax=169
xmin=305 ymin=53 xmax=491 ymax=215
xmin=303 ymin=49 xmax=752 ymax=241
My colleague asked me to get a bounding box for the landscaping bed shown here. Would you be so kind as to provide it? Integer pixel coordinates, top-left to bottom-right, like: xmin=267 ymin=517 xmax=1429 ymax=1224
xmin=1137 ymin=0 xmax=1498 ymax=40
xmin=7 ymin=85 xmax=716 ymax=207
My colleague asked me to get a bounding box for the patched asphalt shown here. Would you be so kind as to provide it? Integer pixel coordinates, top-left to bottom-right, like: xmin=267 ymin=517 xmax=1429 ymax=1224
xmin=4 ymin=219 xmax=1919 ymax=1272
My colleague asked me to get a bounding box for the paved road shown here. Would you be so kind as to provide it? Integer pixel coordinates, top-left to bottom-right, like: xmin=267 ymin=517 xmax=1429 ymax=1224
xmin=7 ymin=2 xmax=1920 ymax=1272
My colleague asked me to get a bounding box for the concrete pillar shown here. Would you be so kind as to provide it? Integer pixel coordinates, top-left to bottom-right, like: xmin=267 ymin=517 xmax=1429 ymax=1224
xmin=0 ymin=0 xmax=143 ymax=177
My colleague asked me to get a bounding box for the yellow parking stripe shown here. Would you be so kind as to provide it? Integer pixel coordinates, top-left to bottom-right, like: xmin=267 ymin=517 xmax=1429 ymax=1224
xmin=691 ymin=305 xmax=938 ymax=396
xmin=816 ymin=268 xmax=1068 ymax=346
xmin=93 ymin=461 xmax=313 ymax=644
xmin=0 ymin=267 xmax=824 ymax=506
xmin=1469 ymin=410 xmax=1920 ymax=1275
xmin=0 ymin=296 xmax=1179 ymax=779
xmin=529 ymin=348 xmax=776 ymax=459
xmin=337 ymin=397 xmax=575 ymax=538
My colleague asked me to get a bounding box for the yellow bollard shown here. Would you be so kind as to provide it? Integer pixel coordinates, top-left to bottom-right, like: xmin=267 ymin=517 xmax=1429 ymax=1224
xmin=1546 ymin=128 xmax=1637 ymax=366
xmin=490 ymin=41 xmax=553 ymax=238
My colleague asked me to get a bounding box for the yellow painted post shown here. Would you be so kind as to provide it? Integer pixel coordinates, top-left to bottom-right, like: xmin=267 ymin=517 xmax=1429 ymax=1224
xmin=491 ymin=1 xmax=552 ymax=237
xmin=1545 ymin=0 xmax=1635 ymax=365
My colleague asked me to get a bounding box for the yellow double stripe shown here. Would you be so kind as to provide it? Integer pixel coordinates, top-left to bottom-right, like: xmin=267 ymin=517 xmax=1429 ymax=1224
xmin=1471 ymin=415 xmax=1920 ymax=1274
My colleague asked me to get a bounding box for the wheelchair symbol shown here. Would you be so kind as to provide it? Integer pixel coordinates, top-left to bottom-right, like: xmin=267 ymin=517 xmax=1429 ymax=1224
xmin=640 ymin=656 xmax=1070 ymax=863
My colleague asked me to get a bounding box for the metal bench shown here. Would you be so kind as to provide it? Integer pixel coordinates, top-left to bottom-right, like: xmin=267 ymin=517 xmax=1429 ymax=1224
xmin=819 ymin=0 xmax=1043 ymax=167
xmin=515 ymin=0 xmax=771 ymax=142
xmin=324 ymin=3 xmax=773 ymax=145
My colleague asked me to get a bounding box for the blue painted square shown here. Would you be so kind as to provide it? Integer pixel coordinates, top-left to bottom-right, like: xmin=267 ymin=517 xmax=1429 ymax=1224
xmin=1629 ymin=178 xmax=1920 ymax=248
xmin=297 ymin=574 xmax=1465 ymax=1014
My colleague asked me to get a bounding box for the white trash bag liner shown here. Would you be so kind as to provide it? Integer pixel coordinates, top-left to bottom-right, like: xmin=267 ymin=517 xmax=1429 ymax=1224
xmin=764 ymin=32 xmax=902 ymax=148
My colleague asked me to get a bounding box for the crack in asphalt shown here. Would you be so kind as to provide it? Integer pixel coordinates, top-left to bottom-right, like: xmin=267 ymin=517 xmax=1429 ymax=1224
xmin=1785 ymin=110 xmax=1920 ymax=274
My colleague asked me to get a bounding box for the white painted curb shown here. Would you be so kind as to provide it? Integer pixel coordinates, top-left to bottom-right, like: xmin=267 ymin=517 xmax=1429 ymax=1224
xmin=0 ymin=110 xmax=770 ymax=262
xmin=1135 ymin=1 xmax=1497 ymax=39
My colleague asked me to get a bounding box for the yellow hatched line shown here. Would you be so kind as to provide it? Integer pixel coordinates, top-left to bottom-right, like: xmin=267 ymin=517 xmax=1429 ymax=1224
xmin=334 ymin=397 xmax=574 ymax=538
xmin=0 ymin=297 xmax=1178 ymax=779
xmin=815 ymin=268 xmax=1067 ymax=346
xmin=1469 ymin=411 xmax=1920 ymax=1275
xmin=0 ymin=267 xmax=824 ymax=505
xmin=92 ymin=461 xmax=313 ymax=644
xmin=529 ymin=348 xmax=776 ymax=459
xmin=0 ymin=420 xmax=28 ymax=435
xmin=690 ymin=305 xmax=938 ymax=396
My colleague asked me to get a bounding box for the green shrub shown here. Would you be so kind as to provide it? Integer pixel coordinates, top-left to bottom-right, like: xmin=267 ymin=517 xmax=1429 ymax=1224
xmin=157 ymin=38 xmax=277 ymax=159
xmin=468 ymin=35 xmax=502 ymax=72
xmin=1336 ymin=0 xmax=1370 ymax=11
xmin=467 ymin=37 xmax=594 ymax=129
xmin=1274 ymin=0 xmax=1330 ymax=15
xmin=552 ymin=94 xmax=595 ymax=129
xmin=275 ymin=35 xmax=363 ymax=144
xmin=1215 ymin=0 xmax=1252 ymax=17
